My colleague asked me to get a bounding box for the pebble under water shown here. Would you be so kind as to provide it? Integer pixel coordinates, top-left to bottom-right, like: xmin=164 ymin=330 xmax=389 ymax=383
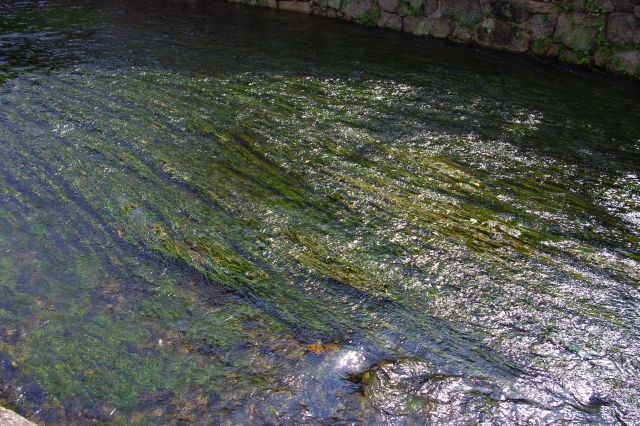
xmin=1 ymin=0 xmax=639 ymax=424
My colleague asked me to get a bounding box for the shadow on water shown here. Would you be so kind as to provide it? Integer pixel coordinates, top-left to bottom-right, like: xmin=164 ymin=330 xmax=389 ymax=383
xmin=0 ymin=1 xmax=103 ymax=82
xmin=0 ymin=0 xmax=639 ymax=424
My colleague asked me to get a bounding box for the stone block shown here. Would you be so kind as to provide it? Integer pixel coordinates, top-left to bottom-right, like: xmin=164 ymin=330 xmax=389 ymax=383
xmin=439 ymin=0 xmax=483 ymax=23
xmin=526 ymin=13 xmax=557 ymax=39
xmin=431 ymin=17 xmax=453 ymax=37
xmin=554 ymin=12 xmax=603 ymax=51
xmin=555 ymin=0 xmax=586 ymax=12
xmin=566 ymin=0 xmax=613 ymax=12
xmin=453 ymin=23 xmax=474 ymax=41
xmin=599 ymin=0 xmax=615 ymax=12
xmin=256 ymin=0 xmax=278 ymax=8
xmin=398 ymin=0 xmax=437 ymax=16
xmin=544 ymin=41 xmax=561 ymax=56
xmin=378 ymin=0 xmax=400 ymax=13
xmin=422 ymin=0 xmax=439 ymax=15
xmin=377 ymin=11 xmax=403 ymax=29
xmin=607 ymin=12 xmax=640 ymax=43
xmin=612 ymin=0 xmax=639 ymax=12
xmin=594 ymin=47 xmax=608 ymax=65
xmin=476 ymin=18 xmax=531 ymax=51
xmin=512 ymin=29 xmax=532 ymax=51
xmin=325 ymin=8 xmax=339 ymax=16
xmin=489 ymin=0 xmax=530 ymax=23
xmin=403 ymin=15 xmax=428 ymax=34
xmin=279 ymin=1 xmax=312 ymax=13
xmin=531 ymin=38 xmax=558 ymax=54
xmin=341 ymin=0 xmax=375 ymax=19
xmin=403 ymin=16 xmax=452 ymax=37
xmin=609 ymin=50 xmax=640 ymax=73
xmin=526 ymin=0 xmax=553 ymax=14
xmin=316 ymin=0 xmax=343 ymax=9
xmin=636 ymin=5 xmax=640 ymax=17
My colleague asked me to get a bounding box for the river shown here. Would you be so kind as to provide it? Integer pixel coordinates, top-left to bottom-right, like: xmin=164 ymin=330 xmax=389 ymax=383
xmin=1 ymin=0 xmax=639 ymax=424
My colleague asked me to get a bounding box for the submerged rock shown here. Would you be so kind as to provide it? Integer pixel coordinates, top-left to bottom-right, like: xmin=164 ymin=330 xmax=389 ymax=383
xmin=349 ymin=359 xmax=504 ymax=420
xmin=306 ymin=341 xmax=341 ymax=354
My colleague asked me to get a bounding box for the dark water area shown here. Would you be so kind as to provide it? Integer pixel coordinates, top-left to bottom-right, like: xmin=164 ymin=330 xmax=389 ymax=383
xmin=0 ymin=0 xmax=639 ymax=424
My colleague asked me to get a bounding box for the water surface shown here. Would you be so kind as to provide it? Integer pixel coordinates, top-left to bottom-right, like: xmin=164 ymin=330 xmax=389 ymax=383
xmin=1 ymin=0 xmax=639 ymax=424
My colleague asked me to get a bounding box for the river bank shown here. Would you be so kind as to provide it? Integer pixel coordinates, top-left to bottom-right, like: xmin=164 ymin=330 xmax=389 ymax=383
xmin=229 ymin=0 xmax=640 ymax=76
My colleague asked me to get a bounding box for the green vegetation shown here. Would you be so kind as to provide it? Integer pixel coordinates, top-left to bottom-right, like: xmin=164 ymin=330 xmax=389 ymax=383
xmin=356 ymin=4 xmax=381 ymax=26
xmin=531 ymin=37 xmax=553 ymax=51
xmin=584 ymin=0 xmax=610 ymax=15
xmin=401 ymin=0 xmax=421 ymax=17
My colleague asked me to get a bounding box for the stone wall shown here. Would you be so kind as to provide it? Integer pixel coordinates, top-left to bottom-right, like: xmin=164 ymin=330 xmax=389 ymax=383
xmin=228 ymin=0 xmax=640 ymax=76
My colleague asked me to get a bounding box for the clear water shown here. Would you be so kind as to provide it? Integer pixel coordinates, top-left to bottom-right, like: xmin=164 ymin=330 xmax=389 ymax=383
xmin=1 ymin=0 xmax=639 ymax=424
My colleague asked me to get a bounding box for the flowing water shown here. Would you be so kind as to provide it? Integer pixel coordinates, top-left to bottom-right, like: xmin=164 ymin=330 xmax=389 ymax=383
xmin=1 ymin=0 xmax=639 ymax=424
